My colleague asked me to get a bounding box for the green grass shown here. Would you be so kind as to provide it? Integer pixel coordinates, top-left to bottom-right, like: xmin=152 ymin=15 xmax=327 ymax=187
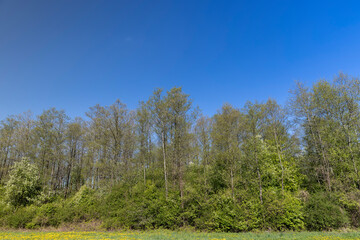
xmin=1 ymin=230 xmax=360 ymax=239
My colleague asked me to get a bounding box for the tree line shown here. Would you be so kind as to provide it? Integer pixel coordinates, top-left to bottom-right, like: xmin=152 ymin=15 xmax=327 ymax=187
xmin=1 ymin=73 xmax=360 ymax=231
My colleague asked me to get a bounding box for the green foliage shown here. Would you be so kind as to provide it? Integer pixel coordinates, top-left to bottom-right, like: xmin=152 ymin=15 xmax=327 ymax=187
xmin=1 ymin=78 xmax=360 ymax=231
xmin=304 ymin=192 xmax=349 ymax=230
xmin=102 ymin=182 xmax=181 ymax=230
xmin=203 ymin=192 xmax=248 ymax=232
xmin=28 ymin=202 xmax=61 ymax=228
xmin=4 ymin=158 xmax=42 ymax=207
xmin=0 ymin=189 xmax=9 ymax=227
xmin=6 ymin=206 xmax=36 ymax=228
xmin=261 ymin=189 xmax=304 ymax=231
xmin=339 ymin=190 xmax=360 ymax=227
xmin=61 ymin=185 xmax=99 ymax=223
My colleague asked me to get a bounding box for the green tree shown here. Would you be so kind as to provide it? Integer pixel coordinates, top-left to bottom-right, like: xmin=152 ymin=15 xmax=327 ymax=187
xmin=211 ymin=104 xmax=242 ymax=199
xmin=194 ymin=115 xmax=212 ymax=193
xmin=4 ymin=158 xmax=42 ymax=207
xmin=136 ymin=101 xmax=153 ymax=185
xmin=149 ymin=88 xmax=172 ymax=198
xmin=263 ymin=99 xmax=302 ymax=192
xmin=166 ymin=87 xmax=197 ymax=208
xmin=242 ymin=101 xmax=267 ymax=204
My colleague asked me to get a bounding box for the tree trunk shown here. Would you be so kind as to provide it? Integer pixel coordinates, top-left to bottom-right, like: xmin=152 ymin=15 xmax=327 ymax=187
xmin=274 ymin=130 xmax=284 ymax=192
xmin=230 ymin=168 xmax=235 ymax=200
xmin=162 ymin=131 xmax=168 ymax=199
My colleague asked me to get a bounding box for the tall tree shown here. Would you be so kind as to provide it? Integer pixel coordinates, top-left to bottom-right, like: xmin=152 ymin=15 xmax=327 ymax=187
xmin=211 ymin=104 xmax=242 ymax=199
xmin=195 ymin=115 xmax=212 ymax=192
xmin=242 ymin=102 xmax=266 ymax=204
xmin=34 ymin=108 xmax=68 ymax=190
xmin=136 ymin=101 xmax=153 ymax=185
xmin=149 ymin=88 xmax=171 ymax=198
xmin=166 ymin=87 xmax=196 ymax=207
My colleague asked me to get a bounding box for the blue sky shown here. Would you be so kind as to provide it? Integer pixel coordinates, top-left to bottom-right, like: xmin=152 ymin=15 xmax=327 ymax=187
xmin=1 ymin=0 xmax=360 ymax=119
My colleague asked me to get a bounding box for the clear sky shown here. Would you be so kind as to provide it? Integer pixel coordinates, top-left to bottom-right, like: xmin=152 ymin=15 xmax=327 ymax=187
xmin=1 ymin=0 xmax=360 ymax=119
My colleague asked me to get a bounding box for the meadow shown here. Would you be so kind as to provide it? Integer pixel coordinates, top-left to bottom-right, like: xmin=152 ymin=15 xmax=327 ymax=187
xmin=1 ymin=231 xmax=360 ymax=240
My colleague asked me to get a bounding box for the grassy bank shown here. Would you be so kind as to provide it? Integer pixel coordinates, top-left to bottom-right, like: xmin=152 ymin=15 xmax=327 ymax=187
xmin=1 ymin=230 xmax=360 ymax=240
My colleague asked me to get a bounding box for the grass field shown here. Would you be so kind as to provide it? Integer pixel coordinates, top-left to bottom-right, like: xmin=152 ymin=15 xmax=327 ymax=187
xmin=1 ymin=231 xmax=360 ymax=240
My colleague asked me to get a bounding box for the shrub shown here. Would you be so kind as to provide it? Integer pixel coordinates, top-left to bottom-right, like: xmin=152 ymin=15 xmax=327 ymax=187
xmin=304 ymin=192 xmax=349 ymax=230
xmin=102 ymin=182 xmax=181 ymax=230
xmin=339 ymin=190 xmax=360 ymax=227
xmin=261 ymin=189 xmax=305 ymax=231
xmin=30 ymin=203 xmax=61 ymax=228
xmin=202 ymin=191 xmax=248 ymax=232
xmin=6 ymin=206 xmax=36 ymax=228
xmin=4 ymin=158 xmax=42 ymax=207
xmin=62 ymin=185 xmax=99 ymax=222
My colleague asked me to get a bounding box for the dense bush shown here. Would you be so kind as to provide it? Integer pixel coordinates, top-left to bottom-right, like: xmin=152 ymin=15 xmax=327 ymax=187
xmin=202 ymin=192 xmax=248 ymax=232
xmin=102 ymin=182 xmax=181 ymax=230
xmin=60 ymin=185 xmax=100 ymax=223
xmin=4 ymin=158 xmax=42 ymax=207
xmin=29 ymin=203 xmax=61 ymax=228
xmin=6 ymin=206 xmax=37 ymax=228
xmin=0 ymin=183 xmax=358 ymax=231
xmin=304 ymin=192 xmax=349 ymax=230
xmin=261 ymin=189 xmax=304 ymax=231
xmin=339 ymin=190 xmax=360 ymax=227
